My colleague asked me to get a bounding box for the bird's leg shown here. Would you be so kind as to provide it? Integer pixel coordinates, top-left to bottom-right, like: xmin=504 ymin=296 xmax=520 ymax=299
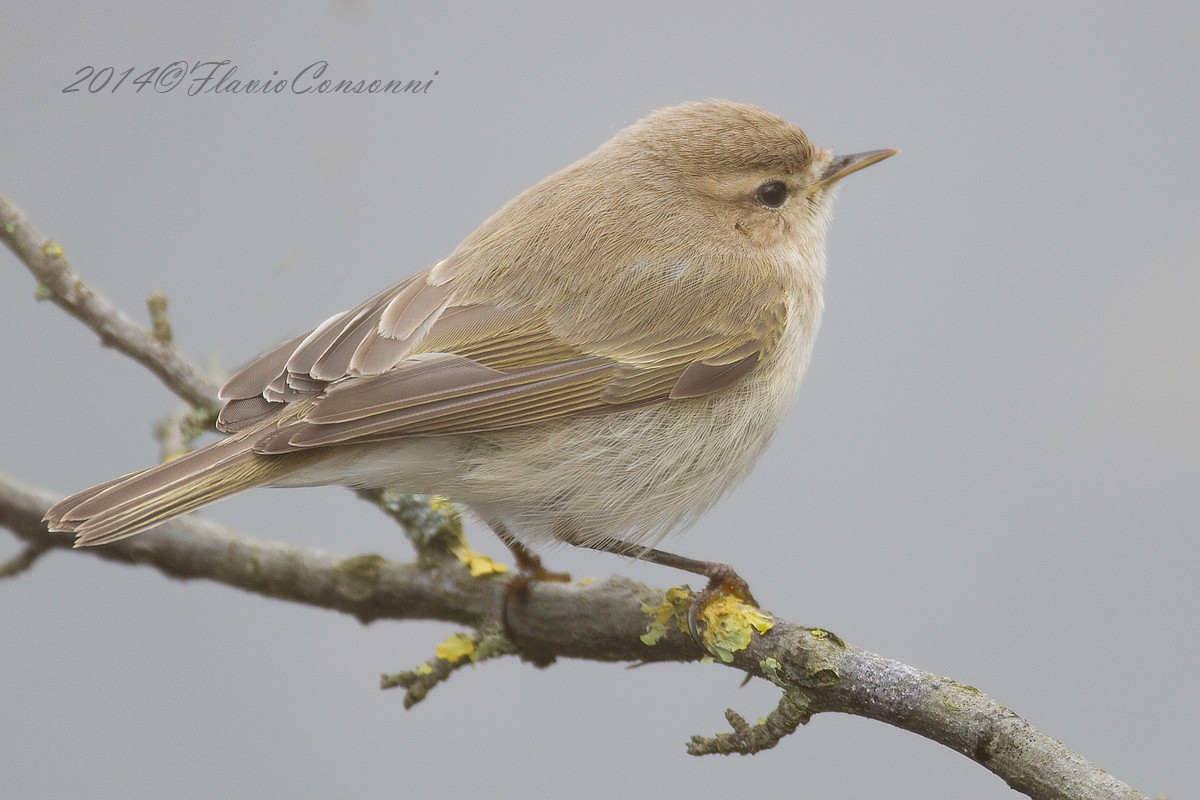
xmin=489 ymin=521 xmax=570 ymax=636
xmin=578 ymin=539 xmax=758 ymax=652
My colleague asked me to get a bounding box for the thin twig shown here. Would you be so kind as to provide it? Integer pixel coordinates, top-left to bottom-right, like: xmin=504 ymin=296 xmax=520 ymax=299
xmin=155 ymin=403 xmax=219 ymax=462
xmin=688 ymin=691 xmax=812 ymax=755
xmin=0 ymin=196 xmax=221 ymax=412
xmin=381 ymin=626 xmax=518 ymax=708
xmin=0 ymin=539 xmax=53 ymax=578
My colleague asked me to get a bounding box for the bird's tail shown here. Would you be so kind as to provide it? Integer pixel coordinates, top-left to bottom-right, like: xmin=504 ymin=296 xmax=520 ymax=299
xmin=44 ymin=434 xmax=304 ymax=547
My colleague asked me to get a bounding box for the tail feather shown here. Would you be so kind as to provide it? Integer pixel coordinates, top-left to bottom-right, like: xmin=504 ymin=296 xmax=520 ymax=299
xmin=44 ymin=434 xmax=304 ymax=547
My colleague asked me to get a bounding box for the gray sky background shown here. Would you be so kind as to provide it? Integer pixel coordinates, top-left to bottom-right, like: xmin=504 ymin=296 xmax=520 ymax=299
xmin=2 ymin=3 xmax=1196 ymax=798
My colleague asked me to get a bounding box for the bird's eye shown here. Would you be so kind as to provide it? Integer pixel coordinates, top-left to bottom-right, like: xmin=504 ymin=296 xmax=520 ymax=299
xmin=755 ymin=180 xmax=789 ymax=209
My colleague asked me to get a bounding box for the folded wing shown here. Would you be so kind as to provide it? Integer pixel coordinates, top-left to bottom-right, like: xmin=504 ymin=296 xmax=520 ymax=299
xmin=215 ymin=263 xmax=787 ymax=454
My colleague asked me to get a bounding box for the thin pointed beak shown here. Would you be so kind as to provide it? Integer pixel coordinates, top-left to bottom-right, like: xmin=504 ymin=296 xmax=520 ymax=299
xmin=816 ymin=148 xmax=898 ymax=189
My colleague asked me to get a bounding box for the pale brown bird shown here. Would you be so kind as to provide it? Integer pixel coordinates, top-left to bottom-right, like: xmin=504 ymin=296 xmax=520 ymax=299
xmin=45 ymin=101 xmax=894 ymax=634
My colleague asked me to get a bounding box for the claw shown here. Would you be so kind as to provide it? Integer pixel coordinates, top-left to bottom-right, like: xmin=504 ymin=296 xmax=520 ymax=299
xmin=687 ymin=601 xmax=704 ymax=646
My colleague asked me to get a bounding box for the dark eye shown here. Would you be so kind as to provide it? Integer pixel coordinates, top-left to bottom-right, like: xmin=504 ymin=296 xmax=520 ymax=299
xmin=755 ymin=180 xmax=788 ymax=208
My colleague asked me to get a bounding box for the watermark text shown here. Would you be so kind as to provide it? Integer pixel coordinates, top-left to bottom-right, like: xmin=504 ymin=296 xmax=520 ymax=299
xmin=63 ymin=61 xmax=438 ymax=96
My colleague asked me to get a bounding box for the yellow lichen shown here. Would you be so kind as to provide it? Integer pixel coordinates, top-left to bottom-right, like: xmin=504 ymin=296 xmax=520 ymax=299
xmin=429 ymin=496 xmax=462 ymax=530
xmin=426 ymin=496 xmax=507 ymax=576
xmin=412 ymin=663 xmax=434 ymax=676
xmin=450 ymin=542 xmax=509 ymax=577
xmin=640 ymin=586 xmax=693 ymax=646
xmin=41 ymin=241 xmax=64 ymax=258
xmin=435 ymin=632 xmax=477 ymax=663
xmin=700 ymin=594 xmax=774 ymax=663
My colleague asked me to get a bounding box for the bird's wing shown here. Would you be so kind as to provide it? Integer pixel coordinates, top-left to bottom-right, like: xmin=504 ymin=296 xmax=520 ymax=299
xmin=215 ymin=261 xmax=789 ymax=453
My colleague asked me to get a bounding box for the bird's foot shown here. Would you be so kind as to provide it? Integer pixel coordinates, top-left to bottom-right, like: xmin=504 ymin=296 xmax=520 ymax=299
xmin=500 ymin=550 xmax=571 ymax=639
xmin=686 ymin=564 xmax=760 ymax=654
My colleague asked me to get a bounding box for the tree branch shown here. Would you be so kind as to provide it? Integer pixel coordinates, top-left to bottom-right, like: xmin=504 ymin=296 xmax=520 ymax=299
xmin=0 ymin=195 xmax=222 ymax=413
xmin=0 ymin=194 xmax=1151 ymax=800
xmin=0 ymin=473 xmax=1147 ymax=799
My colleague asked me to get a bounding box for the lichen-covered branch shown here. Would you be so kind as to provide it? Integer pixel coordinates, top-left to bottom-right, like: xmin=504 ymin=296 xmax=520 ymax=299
xmin=381 ymin=627 xmax=519 ymax=708
xmin=687 ymin=691 xmax=812 ymax=755
xmin=0 ymin=195 xmax=222 ymax=413
xmin=0 ymin=473 xmax=1148 ymax=800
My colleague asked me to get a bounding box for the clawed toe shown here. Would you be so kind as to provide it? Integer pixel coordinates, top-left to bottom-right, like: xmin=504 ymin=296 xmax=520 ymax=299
xmin=686 ymin=567 xmax=759 ymax=653
xmin=500 ymin=557 xmax=571 ymax=638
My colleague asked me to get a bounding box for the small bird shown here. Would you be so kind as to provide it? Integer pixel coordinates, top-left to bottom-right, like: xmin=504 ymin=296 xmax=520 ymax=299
xmin=45 ymin=101 xmax=894 ymax=631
